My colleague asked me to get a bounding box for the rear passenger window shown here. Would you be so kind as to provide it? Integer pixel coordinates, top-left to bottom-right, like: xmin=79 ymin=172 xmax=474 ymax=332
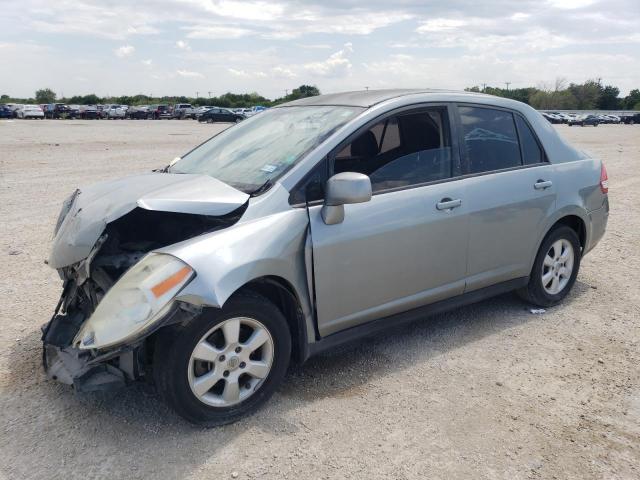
xmin=459 ymin=106 xmax=521 ymax=173
xmin=515 ymin=115 xmax=544 ymax=164
xmin=334 ymin=109 xmax=452 ymax=192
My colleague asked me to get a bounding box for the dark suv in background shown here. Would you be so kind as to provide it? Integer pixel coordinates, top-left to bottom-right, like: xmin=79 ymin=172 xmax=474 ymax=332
xmin=148 ymin=104 xmax=170 ymax=119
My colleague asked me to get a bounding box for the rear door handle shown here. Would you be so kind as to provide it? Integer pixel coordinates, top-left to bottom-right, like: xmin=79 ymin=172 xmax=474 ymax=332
xmin=534 ymin=180 xmax=553 ymax=190
xmin=436 ymin=198 xmax=462 ymax=210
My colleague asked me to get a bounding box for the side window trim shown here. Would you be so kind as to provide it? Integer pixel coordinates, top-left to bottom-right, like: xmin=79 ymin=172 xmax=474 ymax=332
xmin=513 ymin=112 xmax=549 ymax=163
xmin=289 ymin=102 xmax=462 ymax=206
xmin=329 ymin=103 xmax=459 ymax=196
xmin=288 ymin=156 xmax=329 ymax=207
xmin=453 ymin=102 xmax=549 ymax=178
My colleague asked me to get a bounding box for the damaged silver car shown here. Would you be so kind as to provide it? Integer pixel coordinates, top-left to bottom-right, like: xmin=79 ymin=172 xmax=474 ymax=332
xmin=43 ymin=90 xmax=609 ymax=425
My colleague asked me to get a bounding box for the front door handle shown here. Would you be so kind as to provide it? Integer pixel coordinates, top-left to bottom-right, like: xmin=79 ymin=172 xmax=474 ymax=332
xmin=436 ymin=198 xmax=462 ymax=211
xmin=534 ymin=180 xmax=553 ymax=190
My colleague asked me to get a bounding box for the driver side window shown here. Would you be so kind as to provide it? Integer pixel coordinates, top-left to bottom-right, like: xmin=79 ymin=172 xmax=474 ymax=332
xmin=333 ymin=108 xmax=452 ymax=193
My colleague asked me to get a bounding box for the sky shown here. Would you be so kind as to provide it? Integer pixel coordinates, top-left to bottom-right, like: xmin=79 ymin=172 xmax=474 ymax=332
xmin=1 ymin=0 xmax=639 ymax=99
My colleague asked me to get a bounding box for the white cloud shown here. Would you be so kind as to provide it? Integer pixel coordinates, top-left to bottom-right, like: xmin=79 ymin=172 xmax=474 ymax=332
xmin=228 ymin=68 xmax=267 ymax=78
xmin=184 ymin=24 xmax=254 ymax=39
xmin=272 ymin=66 xmax=297 ymax=78
xmin=176 ymin=69 xmax=204 ymax=78
xmin=176 ymin=40 xmax=191 ymax=50
xmin=547 ymin=0 xmax=598 ymax=9
xmin=304 ymin=43 xmax=353 ymax=77
xmin=141 ymin=59 xmax=153 ymax=66
xmin=416 ymin=18 xmax=466 ymax=33
xmin=114 ymin=45 xmax=135 ymax=57
xmin=183 ymin=0 xmax=285 ymax=21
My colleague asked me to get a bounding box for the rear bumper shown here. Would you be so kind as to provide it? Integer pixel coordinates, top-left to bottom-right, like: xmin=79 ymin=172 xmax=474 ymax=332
xmin=585 ymin=197 xmax=609 ymax=255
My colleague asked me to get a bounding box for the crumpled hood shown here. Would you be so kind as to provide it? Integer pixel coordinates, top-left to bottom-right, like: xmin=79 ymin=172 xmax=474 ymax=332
xmin=49 ymin=172 xmax=249 ymax=269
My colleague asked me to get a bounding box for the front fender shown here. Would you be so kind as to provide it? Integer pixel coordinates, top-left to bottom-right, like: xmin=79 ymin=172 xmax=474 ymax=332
xmin=156 ymin=207 xmax=313 ymax=330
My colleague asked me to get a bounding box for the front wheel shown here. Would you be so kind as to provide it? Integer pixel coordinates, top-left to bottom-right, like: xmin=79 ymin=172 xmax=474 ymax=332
xmin=518 ymin=226 xmax=581 ymax=307
xmin=153 ymin=293 xmax=291 ymax=426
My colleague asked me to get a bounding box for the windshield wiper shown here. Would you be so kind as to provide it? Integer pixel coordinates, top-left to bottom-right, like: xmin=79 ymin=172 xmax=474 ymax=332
xmin=249 ymin=179 xmax=274 ymax=197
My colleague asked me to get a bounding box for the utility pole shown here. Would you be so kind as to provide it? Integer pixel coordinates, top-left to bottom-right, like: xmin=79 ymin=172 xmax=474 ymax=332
xmin=481 ymin=83 xmax=487 ymax=92
xmin=196 ymin=91 xmax=199 ymax=99
xmin=208 ymin=91 xmax=212 ymax=99
xmin=284 ymin=89 xmax=289 ymax=96
xmin=505 ymin=82 xmax=511 ymax=91
xmin=365 ymin=86 xmax=369 ymax=91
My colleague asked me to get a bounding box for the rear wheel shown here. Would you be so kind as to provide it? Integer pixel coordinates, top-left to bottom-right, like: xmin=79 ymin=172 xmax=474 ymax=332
xmin=517 ymin=226 xmax=581 ymax=307
xmin=153 ymin=293 xmax=291 ymax=426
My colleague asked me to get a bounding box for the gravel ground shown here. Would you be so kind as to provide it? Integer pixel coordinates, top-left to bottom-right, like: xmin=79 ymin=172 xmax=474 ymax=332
xmin=0 ymin=119 xmax=638 ymax=480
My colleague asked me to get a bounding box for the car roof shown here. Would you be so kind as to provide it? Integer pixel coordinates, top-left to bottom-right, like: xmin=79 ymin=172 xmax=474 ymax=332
xmin=278 ymin=88 xmax=482 ymax=108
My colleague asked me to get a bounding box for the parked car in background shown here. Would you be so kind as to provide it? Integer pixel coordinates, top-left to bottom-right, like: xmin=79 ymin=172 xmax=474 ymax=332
xmin=198 ymin=107 xmax=245 ymax=123
xmin=193 ymin=106 xmax=215 ymax=119
xmin=104 ymin=105 xmax=126 ymax=119
xmin=126 ymin=105 xmax=150 ymax=119
xmin=148 ymin=104 xmax=171 ymax=119
xmin=0 ymin=104 xmax=14 ymax=119
xmin=77 ymin=105 xmax=100 ymax=120
xmin=44 ymin=103 xmax=70 ymax=119
xmin=16 ymin=104 xmax=45 ymax=119
xmin=541 ymin=112 xmax=561 ymax=124
xmin=568 ymin=114 xmax=600 ymax=127
xmin=621 ymin=113 xmax=640 ymax=124
xmin=67 ymin=105 xmax=81 ymax=119
xmin=5 ymin=104 xmax=21 ymax=118
xmin=43 ymin=89 xmax=609 ymax=426
xmin=172 ymin=103 xmax=196 ymax=119
xmin=549 ymin=112 xmax=571 ymax=124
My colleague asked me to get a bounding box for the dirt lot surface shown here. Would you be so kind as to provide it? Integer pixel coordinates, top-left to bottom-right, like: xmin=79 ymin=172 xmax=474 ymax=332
xmin=0 ymin=119 xmax=638 ymax=480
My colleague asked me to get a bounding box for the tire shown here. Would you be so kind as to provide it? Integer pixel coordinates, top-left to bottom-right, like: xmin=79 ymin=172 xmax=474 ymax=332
xmin=153 ymin=292 xmax=291 ymax=426
xmin=517 ymin=225 xmax=581 ymax=307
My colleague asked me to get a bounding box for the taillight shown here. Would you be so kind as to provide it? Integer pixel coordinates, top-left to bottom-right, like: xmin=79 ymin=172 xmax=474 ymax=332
xmin=600 ymin=162 xmax=609 ymax=194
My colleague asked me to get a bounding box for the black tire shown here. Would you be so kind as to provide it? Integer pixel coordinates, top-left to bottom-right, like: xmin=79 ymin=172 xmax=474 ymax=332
xmin=153 ymin=292 xmax=291 ymax=426
xmin=517 ymin=225 xmax=581 ymax=307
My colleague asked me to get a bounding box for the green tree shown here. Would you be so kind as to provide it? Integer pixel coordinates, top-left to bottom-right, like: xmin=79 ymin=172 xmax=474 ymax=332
xmin=568 ymin=80 xmax=601 ymax=109
xmin=597 ymin=85 xmax=621 ymax=110
xmin=529 ymin=89 xmax=578 ymax=110
xmin=623 ymin=89 xmax=640 ymax=110
xmin=35 ymin=88 xmax=56 ymax=104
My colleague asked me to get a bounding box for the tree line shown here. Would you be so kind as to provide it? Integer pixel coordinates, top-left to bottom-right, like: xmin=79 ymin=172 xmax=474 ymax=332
xmin=0 ymin=85 xmax=321 ymax=109
xmin=466 ymin=79 xmax=640 ymax=110
xmin=3 ymin=81 xmax=638 ymax=110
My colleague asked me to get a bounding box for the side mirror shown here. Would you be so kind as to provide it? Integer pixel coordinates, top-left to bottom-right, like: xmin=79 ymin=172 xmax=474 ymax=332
xmin=321 ymin=172 xmax=372 ymax=225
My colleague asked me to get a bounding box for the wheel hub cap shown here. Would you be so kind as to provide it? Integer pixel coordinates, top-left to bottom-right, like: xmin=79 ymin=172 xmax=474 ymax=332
xmin=226 ymin=356 xmax=240 ymax=370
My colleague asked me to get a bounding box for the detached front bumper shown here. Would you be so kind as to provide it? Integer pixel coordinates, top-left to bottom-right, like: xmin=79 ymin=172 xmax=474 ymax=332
xmin=42 ymin=313 xmax=129 ymax=392
xmin=41 ymin=302 xmax=199 ymax=392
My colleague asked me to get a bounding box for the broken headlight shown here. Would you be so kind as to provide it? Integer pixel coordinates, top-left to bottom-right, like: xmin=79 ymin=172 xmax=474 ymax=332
xmin=74 ymin=253 xmax=194 ymax=350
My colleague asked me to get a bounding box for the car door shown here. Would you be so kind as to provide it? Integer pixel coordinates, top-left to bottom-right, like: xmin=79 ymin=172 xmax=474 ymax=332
xmin=307 ymin=105 xmax=469 ymax=336
xmin=455 ymin=104 xmax=556 ymax=291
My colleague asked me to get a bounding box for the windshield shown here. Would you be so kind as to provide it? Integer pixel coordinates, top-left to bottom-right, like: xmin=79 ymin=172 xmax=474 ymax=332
xmin=171 ymin=105 xmax=363 ymax=192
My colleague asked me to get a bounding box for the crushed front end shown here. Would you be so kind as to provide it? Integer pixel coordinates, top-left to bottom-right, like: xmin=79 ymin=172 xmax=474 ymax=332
xmin=42 ymin=174 xmax=248 ymax=392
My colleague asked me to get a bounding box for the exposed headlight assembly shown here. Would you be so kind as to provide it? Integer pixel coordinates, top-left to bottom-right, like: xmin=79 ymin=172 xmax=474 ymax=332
xmin=74 ymin=253 xmax=194 ymax=350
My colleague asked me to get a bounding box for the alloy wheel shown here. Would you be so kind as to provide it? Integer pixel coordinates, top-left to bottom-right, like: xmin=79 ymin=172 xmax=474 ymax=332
xmin=541 ymin=239 xmax=574 ymax=295
xmin=187 ymin=317 xmax=274 ymax=407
